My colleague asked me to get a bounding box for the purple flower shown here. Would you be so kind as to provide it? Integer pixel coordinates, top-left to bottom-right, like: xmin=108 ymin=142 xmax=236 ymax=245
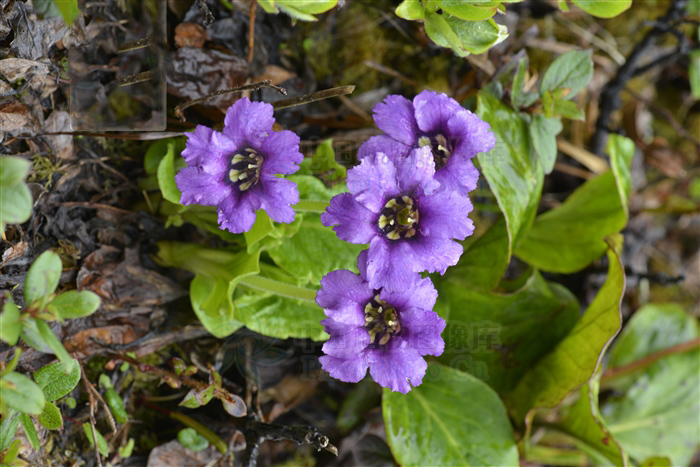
xmin=321 ymin=146 xmax=474 ymax=290
xmin=175 ymin=98 xmax=303 ymax=233
xmin=317 ymin=251 xmax=445 ymax=393
xmin=358 ymin=91 xmax=495 ymax=196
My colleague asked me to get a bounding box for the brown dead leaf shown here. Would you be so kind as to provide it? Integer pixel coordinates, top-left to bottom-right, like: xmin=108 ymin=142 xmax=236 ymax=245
xmin=643 ymin=137 xmax=688 ymax=179
xmin=174 ymin=23 xmax=208 ymax=48
xmin=147 ymin=440 xmax=221 ymax=467
xmin=0 ymin=99 xmax=37 ymax=133
xmin=63 ymin=325 xmax=142 ymax=359
xmin=253 ymin=65 xmax=296 ymax=86
xmin=42 ymin=111 xmax=74 ymax=159
xmin=0 ymin=58 xmax=50 ymax=82
xmin=263 ymin=374 xmax=320 ymax=422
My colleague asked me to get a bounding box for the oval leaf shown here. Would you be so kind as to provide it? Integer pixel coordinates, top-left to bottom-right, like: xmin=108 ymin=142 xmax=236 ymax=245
xmin=24 ymin=251 xmax=62 ymax=308
xmin=34 ymin=359 xmax=81 ymax=402
xmin=47 ymin=290 xmax=101 ymax=319
xmin=38 ymin=401 xmax=63 ymax=430
xmin=0 ymin=298 xmax=21 ymax=345
xmin=383 ymin=363 xmax=519 ymax=466
xmin=0 ymin=372 xmax=46 ymax=415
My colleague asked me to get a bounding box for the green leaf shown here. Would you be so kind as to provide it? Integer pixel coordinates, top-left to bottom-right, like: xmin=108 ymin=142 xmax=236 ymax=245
xmin=82 ymin=423 xmax=109 ymax=457
xmin=395 ymin=0 xmax=425 ymax=19
xmin=0 ymin=181 xmax=33 ymax=231
xmin=571 ymin=0 xmax=631 ymax=17
xmin=0 ymin=156 xmax=31 ymax=186
xmin=178 ymin=427 xmax=209 ymax=452
xmin=24 ymin=251 xmax=62 ymax=309
xmin=38 ymin=401 xmax=63 ymax=430
xmin=511 ymin=56 xmax=528 ymax=109
xmin=506 ymin=236 xmax=625 ymax=424
xmin=476 ymin=91 xmax=543 ymax=258
xmin=0 ymin=298 xmax=21 ymax=345
xmin=690 ymin=50 xmax=700 ymax=100
xmin=268 ymin=213 xmax=364 ymax=285
xmin=34 ymin=359 xmax=81 ymax=401
xmin=0 ymin=372 xmax=46 ymax=415
xmin=20 ymin=317 xmax=52 ymax=353
xmin=552 ymin=98 xmax=585 ymax=120
xmin=119 ymin=438 xmax=135 ymax=458
xmin=258 ymin=0 xmax=278 ymax=13
xmin=179 ymin=389 xmax=202 ymax=409
xmin=105 ymin=387 xmax=128 ymax=423
xmin=541 ymin=50 xmax=593 ymax=99
xmin=558 ymin=376 xmax=628 ymax=466
xmin=424 ymin=12 xmax=465 ymax=53
xmin=601 ymin=303 xmax=700 ymax=466
xmin=383 ymin=362 xmax=519 ymax=466
xmin=53 ymin=0 xmax=79 ymax=24
xmin=305 ymin=139 xmax=347 ymax=181
xmin=530 ymin=115 xmax=563 ymax=174
xmin=157 ymin=141 xmax=183 ymax=205
xmin=442 ymin=217 xmax=509 ymax=293
xmin=190 ymin=274 xmax=244 ymax=339
xmin=144 ymin=138 xmax=185 ymax=175
xmin=438 ymin=270 xmax=579 ymax=392
xmin=18 ymin=413 xmax=40 ymax=450
xmin=47 ymin=290 xmax=101 ymax=319
xmin=640 ymin=457 xmax=672 ymax=467
xmin=35 ymin=319 xmax=74 ymax=372
xmin=244 ymin=211 xmax=274 ymax=253
xmin=438 ymin=1 xmax=498 ymax=21
xmin=515 ymin=136 xmax=633 ymax=272
xmin=0 ymin=411 xmax=19 ymax=450
xmin=608 ymin=134 xmax=635 ymax=219
xmin=280 ymin=0 xmax=337 ymax=14
xmin=447 ymin=16 xmax=508 ymax=55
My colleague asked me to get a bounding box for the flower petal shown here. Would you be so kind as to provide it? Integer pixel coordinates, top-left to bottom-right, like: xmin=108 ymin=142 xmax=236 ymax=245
xmin=257 ymin=176 xmax=299 ymax=224
xmin=321 ymin=193 xmax=378 ymax=244
xmin=260 ymin=130 xmax=303 ymax=175
xmin=176 ymin=167 xmax=231 ymax=207
xmin=216 ymin=190 xmax=259 ymax=233
xmin=418 ymin=189 xmax=475 ymax=240
xmin=446 ymin=108 xmax=497 ymax=160
xmin=320 ymin=354 xmax=368 ymax=383
xmin=367 ymin=342 xmax=427 ymax=393
xmin=412 ymin=90 xmax=463 ymax=135
xmin=346 ymin=153 xmax=399 ymax=212
xmin=357 ymin=250 xmax=369 ymax=282
xmin=182 ymin=126 xmax=236 ymax=169
xmin=372 ymin=94 xmax=420 ymax=146
xmin=223 ymin=98 xmax=275 ymax=147
xmin=409 ymin=236 xmax=464 ymax=274
xmin=380 ymin=275 xmax=438 ymax=313
xmin=395 ymin=146 xmax=439 ymax=196
xmin=399 ymin=307 xmax=446 ymax=356
xmin=366 ymin=237 xmax=418 ymax=291
xmin=317 ymin=269 xmax=373 ymax=324
xmin=357 ymin=134 xmax=410 ymax=161
xmin=437 ymin=155 xmax=480 ymax=196
xmin=321 ymin=319 xmax=370 ymax=358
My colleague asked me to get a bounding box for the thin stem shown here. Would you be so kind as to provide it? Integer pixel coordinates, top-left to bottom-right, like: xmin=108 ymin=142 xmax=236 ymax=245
xmin=271 ymin=85 xmax=355 ymax=111
xmin=294 ymin=200 xmax=330 ymax=213
xmin=174 ymin=81 xmax=286 ymax=120
xmin=238 ymin=275 xmax=317 ymax=303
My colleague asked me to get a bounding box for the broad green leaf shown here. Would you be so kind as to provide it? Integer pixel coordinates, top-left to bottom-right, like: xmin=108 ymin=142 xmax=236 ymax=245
xmin=571 ymin=0 xmax=631 ymax=18
xmin=438 ymin=270 xmax=579 ymax=392
xmin=34 ymin=359 xmax=81 ymax=401
xmin=105 ymin=387 xmax=128 ymax=423
xmin=190 ymin=274 xmax=243 ymax=338
xmin=552 ymin=98 xmax=585 ymax=120
xmin=268 ymin=213 xmax=364 ymax=285
xmin=448 ymin=16 xmax=508 ymax=55
xmin=298 ymin=139 xmax=347 ymax=182
xmin=53 ymin=0 xmax=79 ymax=24
xmin=559 ymin=376 xmax=628 ymax=466
xmin=529 ymin=115 xmax=562 ymax=174
xmin=424 ymin=12 xmax=464 ymax=54
xmin=507 ymin=235 xmax=625 ymax=424
xmin=601 ymin=303 xmax=700 ymax=466
xmin=20 ymin=317 xmax=52 ymax=353
xmin=515 ymin=137 xmax=633 ymax=273
xmin=0 ymin=181 xmax=32 ymax=231
xmin=541 ymin=50 xmax=593 ymax=99
xmin=0 ymin=411 xmax=19 ymax=450
xmin=476 ymin=91 xmax=543 ymax=258
xmin=35 ymin=319 xmax=74 ymax=372
xmin=82 ymin=423 xmax=109 ymax=457
xmin=383 ymin=363 xmax=519 ymax=466
xmin=690 ymin=50 xmax=700 ymax=100
xmin=119 ymin=438 xmax=135 ymax=458
xmin=0 ymin=156 xmax=31 ymax=186
xmin=38 ymin=401 xmax=63 ymax=430
xmin=395 ymin=0 xmax=425 ymax=19
xmin=442 ymin=217 xmax=509 ymax=293
xmin=244 ymin=211 xmax=274 ymax=253
xmin=0 ymin=298 xmax=21 ymax=345
xmin=19 ymin=413 xmax=40 ymax=450
xmin=438 ymin=1 xmax=498 ymax=21
xmin=608 ymin=134 xmax=635 ymax=218
xmin=258 ymin=0 xmax=278 ymax=13
xmin=178 ymin=427 xmax=209 ymax=452
xmin=24 ymin=250 xmax=62 ymax=309
xmin=157 ymin=141 xmax=183 ymax=205
xmin=275 ymin=0 xmax=337 ymax=20
xmin=47 ymin=290 xmax=101 ymax=319
xmin=179 ymin=389 xmax=202 ymax=409
xmin=0 ymin=372 xmax=46 ymax=415
xmin=511 ymin=56 xmax=528 ymax=108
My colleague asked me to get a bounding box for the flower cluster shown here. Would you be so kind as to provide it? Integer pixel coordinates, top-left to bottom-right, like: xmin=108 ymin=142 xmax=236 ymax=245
xmin=175 ymin=98 xmax=303 ymax=234
xmin=318 ymin=91 xmax=495 ymax=393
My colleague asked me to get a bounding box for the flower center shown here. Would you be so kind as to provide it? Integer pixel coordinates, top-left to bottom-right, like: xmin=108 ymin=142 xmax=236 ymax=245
xmin=228 ymin=148 xmax=263 ymax=191
xmin=418 ymin=134 xmax=452 ymax=169
xmin=378 ymin=196 xmax=419 ymax=240
xmin=364 ymin=294 xmax=400 ymax=345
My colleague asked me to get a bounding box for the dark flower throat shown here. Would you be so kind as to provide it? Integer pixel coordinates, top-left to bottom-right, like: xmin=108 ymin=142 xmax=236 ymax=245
xmin=378 ymin=196 xmax=419 ymax=240
xmin=364 ymin=294 xmax=400 ymax=346
xmin=228 ymin=148 xmax=263 ymax=191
